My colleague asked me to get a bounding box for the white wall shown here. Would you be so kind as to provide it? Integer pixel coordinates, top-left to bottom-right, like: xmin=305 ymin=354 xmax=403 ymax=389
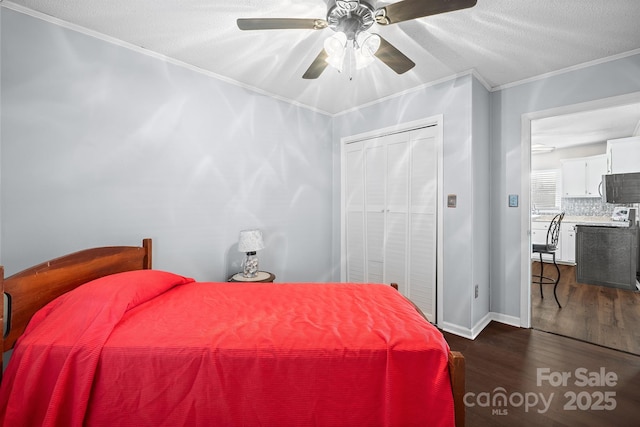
xmin=0 ymin=9 xmax=335 ymax=282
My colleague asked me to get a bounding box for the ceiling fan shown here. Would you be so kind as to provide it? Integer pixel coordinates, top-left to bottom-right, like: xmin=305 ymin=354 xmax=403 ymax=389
xmin=237 ymin=0 xmax=477 ymax=79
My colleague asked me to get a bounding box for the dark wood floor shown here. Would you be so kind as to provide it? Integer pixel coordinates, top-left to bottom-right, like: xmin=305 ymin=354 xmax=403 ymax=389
xmin=531 ymin=262 xmax=640 ymax=355
xmin=444 ymin=322 xmax=640 ymax=427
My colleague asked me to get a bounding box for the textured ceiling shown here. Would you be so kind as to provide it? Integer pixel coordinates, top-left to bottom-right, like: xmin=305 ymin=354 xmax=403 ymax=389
xmin=5 ymin=0 xmax=640 ymax=115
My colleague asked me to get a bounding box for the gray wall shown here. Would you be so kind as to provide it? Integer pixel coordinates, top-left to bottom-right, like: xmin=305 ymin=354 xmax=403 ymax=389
xmin=490 ymin=54 xmax=640 ymax=318
xmin=1 ymin=9 xmax=335 ymax=282
xmin=471 ymin=78 xmax=491 ymax=327
xmin=332 ymin=74 xmax=488 ymax=331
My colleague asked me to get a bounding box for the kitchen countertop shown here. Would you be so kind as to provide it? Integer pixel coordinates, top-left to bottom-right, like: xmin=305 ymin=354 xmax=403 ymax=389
xmin=532 ymin=215 xmax=633 ymax=228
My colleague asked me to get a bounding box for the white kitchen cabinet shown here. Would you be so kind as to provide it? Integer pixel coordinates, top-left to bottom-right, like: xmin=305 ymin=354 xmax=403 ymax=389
xmin=531 ymin=222 xmax=548 ymax=247
xmin=561 ymin=223 xmax=576 ymax=264
xmin=585 ymin=156 xmax=607 ymax=196
xmin=607 ymin=136 xmax=640 ymax=174
xmin=561 ymin=155 xmax=607 ymax=197
xmin=531 ymin=220 xmax=576 ymax=264
xmin=531 ymin=221 xmax=561 ymax=263
xmin=561 ymin=159 xmax=587 ymax=197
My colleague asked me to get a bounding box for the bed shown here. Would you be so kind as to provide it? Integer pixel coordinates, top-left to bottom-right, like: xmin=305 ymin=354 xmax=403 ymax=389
xmin=0 ymin=238 xmax=464 ymax=426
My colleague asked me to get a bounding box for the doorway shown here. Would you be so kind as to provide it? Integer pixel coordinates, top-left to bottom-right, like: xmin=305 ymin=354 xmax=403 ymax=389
xmin=521 ymin=92 xmax=640 ymax=354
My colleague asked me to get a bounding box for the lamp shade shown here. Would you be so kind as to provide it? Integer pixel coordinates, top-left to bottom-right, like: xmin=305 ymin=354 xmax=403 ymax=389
xmin=238 ymin=229 xmax=264 ymax=253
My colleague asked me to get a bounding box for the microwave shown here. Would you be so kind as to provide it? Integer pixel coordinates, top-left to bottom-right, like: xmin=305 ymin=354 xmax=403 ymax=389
xmin=602 ymin=172 xmax=640 ymax=204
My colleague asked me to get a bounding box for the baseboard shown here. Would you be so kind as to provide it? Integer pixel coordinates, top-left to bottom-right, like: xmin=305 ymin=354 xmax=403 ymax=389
xmin=440 ymin=322 xmax=476 ymax=339
xmin=489 ymin=312 xmax=522 ymax=328
xmin=470 ymin=313 xmax=493 ymax=338
xmin=441 ymin=312 xmax=523 ymax=340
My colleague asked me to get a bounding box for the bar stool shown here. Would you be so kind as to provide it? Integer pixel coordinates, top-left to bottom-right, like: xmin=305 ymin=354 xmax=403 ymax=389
xmin=532 ymin=212 xmax=564 ymax=308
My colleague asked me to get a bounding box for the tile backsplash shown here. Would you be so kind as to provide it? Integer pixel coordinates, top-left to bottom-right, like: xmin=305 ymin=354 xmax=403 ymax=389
xmin=561 ymin=197 xmax=635 ymax=217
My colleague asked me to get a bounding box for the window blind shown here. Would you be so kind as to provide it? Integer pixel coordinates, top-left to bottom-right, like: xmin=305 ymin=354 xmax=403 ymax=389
xmin=531 ymin=169 xmax=561 ymax=211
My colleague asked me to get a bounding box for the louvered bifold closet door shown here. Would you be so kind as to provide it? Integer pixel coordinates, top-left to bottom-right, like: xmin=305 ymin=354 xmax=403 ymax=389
xmin=345 ymin=141 xmax=366 ymax=282
xmin=344 ymin=125 xmax=438 ymax=321
xmin=364 ymin=138 xmax=386 ymax=284
xmin=407 ymin=127 xmax=438 ymax=321
xmin=383 ymin=134 xmax=410 ymax=294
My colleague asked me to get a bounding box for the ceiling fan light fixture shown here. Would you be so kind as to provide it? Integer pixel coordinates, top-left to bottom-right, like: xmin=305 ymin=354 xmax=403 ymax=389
xmin=354 ymin=50 xmax=374 ymax=70
xmin=237 ymin=0 xmax=479 ymax=79
xmin=355 ymin=31 xmax=380 ymax=69
xmin=326 ymin=52 xmax=345 ymax=72
xmin=324 ymin=31 xmax=347 ymax=56
xmin=356 ymin=31 xmax=380 ymax=55
xmin=324 ymin=31 xmax=347 ymax=72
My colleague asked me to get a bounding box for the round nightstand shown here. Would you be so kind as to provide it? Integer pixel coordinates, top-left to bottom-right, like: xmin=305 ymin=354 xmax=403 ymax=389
xmin=228 ymin=271 xmax=275 ymax=283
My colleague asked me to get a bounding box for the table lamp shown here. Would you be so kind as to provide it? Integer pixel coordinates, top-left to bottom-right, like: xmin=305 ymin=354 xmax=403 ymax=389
xmin=238 ymin=229 xmax=264 ymax=278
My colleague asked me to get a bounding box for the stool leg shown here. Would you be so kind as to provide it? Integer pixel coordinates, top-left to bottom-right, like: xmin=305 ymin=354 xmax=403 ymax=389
xmin=552 ymin=252 xmax=562 ymax=308
xmin=539 ymin=252 xmax=544 ymax=299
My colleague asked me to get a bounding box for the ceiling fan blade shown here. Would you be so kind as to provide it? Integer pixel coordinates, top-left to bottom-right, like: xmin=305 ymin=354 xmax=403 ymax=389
xmin=237 ymin=18 xmax=328 ymax=31
xmin=374 ymin=36 xmax=415 ymax=74
xmin=302 ymin=50 xmax=330 ymax=79
xmin=377 ymin=0 xmax=477 ymax=25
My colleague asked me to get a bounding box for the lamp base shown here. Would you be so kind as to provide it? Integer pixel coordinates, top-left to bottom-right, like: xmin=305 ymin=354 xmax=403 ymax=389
xmin=242 ymin=251 xmax=259 ymax=278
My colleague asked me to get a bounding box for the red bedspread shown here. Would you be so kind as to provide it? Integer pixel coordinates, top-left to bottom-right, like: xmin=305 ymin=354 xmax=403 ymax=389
xmin=0 ymin=271 xmax=455 ymax=427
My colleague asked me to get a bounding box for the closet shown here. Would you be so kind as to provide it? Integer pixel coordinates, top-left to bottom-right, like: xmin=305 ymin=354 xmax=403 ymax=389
xmin=343 ymin=125 xmax=439 ymax=321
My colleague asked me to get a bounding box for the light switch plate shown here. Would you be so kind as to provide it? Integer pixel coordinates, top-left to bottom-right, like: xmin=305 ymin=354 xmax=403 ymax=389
xmin=508 ymin=194 xmax=519 ymax=207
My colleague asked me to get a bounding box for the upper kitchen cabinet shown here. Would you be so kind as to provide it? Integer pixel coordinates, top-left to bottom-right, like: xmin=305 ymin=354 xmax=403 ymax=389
xmin=585 ymin=155 xmax=607 ymax=196
xmin=561 ymin=154 xmax=607 ymax=197
xmin=607 ymin=136 xmax=640 ymax=174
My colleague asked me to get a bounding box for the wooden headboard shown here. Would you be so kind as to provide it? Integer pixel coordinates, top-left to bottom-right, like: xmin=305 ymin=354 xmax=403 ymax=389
xmin=1 ymin=239 xmax=152 ymax=354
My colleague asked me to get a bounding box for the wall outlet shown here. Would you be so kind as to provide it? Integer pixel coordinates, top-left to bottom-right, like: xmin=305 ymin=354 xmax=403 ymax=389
xmin=475 ymin=284 xmax=479 ymax=299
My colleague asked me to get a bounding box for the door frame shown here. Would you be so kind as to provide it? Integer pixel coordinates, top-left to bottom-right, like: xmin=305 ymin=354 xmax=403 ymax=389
xmin=340 ymin=115 xmax=444 ymax=325
xmin=519 ymin=91 xmax=640 ymax=328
